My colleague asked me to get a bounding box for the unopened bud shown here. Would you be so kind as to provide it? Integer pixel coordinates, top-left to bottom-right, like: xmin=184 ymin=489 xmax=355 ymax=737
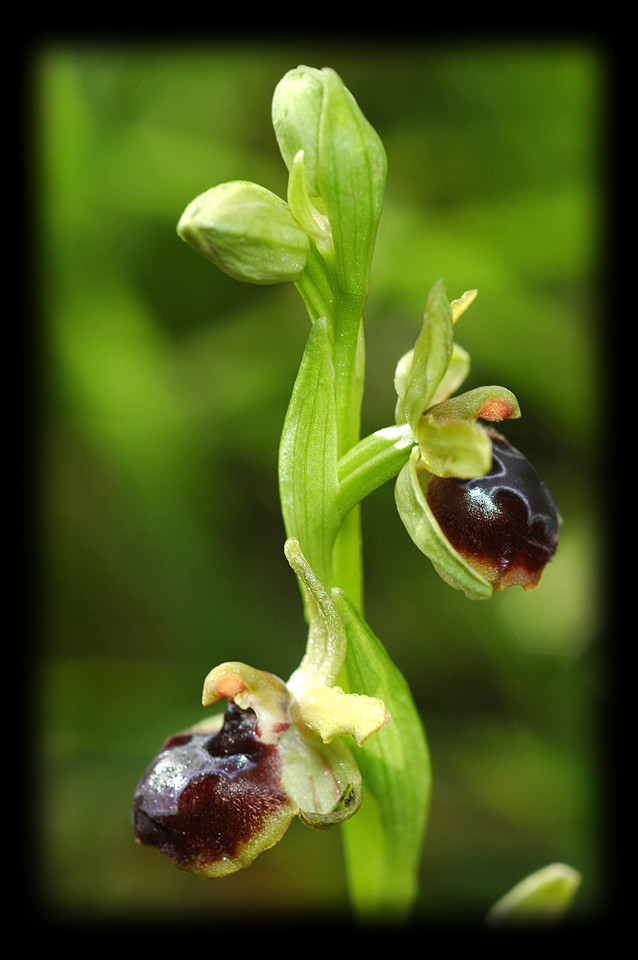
xmin=177 ymin=181 xmax=309 ymax=284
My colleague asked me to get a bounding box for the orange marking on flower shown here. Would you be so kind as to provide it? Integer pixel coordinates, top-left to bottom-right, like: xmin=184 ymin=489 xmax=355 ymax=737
xmin=214 ymin=673 xmax=247 ymax=701
xmin=479 ymin=397 xmax=513 ymax=421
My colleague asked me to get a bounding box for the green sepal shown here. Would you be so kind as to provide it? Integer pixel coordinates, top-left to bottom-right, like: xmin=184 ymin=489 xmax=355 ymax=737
xmin=395 ymin=446 xmax=493 ymax=600
xmin=334 ymin=588 xmax=431 ymax=920
xmin=427 ymin=342 xmax=471 ymax=407
xmin=396 ymin=279 xmax=454 ymax=434
xmin=395 ymin=341 xmax=471 ymax=424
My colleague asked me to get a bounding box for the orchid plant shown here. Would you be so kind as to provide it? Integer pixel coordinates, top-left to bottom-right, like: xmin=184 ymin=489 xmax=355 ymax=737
xmin=132 ymin=66 xmax=577 ymax=925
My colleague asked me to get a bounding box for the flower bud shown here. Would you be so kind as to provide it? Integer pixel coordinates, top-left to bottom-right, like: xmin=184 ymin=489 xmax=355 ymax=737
xmin=177 ymin=181 xmax=309 ymax=284
xmin=425 ymin=431 xmax=560 ymax=592
xmin=272 ymin=66 xmax=386 ymax=300
xmin=272 ymin=66 xmax=324 ymax=195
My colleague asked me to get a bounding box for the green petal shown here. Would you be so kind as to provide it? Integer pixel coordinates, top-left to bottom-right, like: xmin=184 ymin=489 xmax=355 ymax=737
xmin=427 ymin=384 xmax=521 ymax=426
xmin=418 ymin=416 xmax=492 ymax=479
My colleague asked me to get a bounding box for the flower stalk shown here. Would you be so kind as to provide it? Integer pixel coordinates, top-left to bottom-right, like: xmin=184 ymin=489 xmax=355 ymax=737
xmin=135 ymin=64 xmax=565 ymax=924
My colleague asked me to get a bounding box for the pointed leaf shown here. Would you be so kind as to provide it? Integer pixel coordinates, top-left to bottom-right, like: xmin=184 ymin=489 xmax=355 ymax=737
xmin=317 ymin=68 xmax=387 ymax=303
xmin=333 ymin=589 xmax=431 ymax=919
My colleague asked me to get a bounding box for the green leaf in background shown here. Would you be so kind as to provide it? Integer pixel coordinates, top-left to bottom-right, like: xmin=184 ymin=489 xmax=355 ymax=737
xmin=334 ymin=589 xmax=431 ymax=920
xmin=485 ymin=862 xmax=582 ymax=927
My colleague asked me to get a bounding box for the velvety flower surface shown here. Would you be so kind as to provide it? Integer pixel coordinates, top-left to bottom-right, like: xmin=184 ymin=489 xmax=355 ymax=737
xmin=132 ymin=540 xmax=389 ymax=879
xmin=132 ymin=704 xmax=296 ymax=878
xmin=425 ymin=432 xmax=561 ymax=591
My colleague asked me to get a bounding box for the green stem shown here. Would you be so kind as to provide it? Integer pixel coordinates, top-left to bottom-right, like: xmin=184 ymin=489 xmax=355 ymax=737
xmin=294 ymin=243 xmax=336 ymax=325
xmin=289 ymin=236 xmax=426 ymax=922
xmin=331 ymin=294 xmax=366 ymax=457
xmin=329 ymin=290 xmax=367 ymax=612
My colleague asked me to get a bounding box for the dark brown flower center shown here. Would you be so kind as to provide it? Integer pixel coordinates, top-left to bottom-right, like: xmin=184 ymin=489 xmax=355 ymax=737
xmin=133 ymin=704 xmax=291 ymax=873
xmin=425 ymin=433 xmax=560 ymax=590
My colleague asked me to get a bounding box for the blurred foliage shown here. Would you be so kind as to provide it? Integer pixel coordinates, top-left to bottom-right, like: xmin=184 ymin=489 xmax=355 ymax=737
xmin=35 ymin=39 xmax=606 ymax=926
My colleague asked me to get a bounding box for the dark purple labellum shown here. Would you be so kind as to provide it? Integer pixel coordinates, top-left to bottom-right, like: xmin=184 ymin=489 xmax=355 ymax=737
xmin=425 ymin=432 xmax=560 ymax=591
xmin=132 ymin=703 xmax=295 ymax=877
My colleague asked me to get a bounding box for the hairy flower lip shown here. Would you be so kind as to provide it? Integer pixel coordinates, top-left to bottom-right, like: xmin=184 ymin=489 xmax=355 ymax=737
xmin=425 ymin=431 xmax=561 ymax=591
xmin=132 ymin=704 xmax=297 ymax=878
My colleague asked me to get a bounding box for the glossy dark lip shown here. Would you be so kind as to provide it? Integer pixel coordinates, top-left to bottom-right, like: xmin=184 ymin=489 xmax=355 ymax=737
xmin=460 ymin=433 xmax=561 ymax=535
xmin=132 ymin=704 xmax=289 ymax=869
xmin=425 ymin=432 xmax=560 ymax=584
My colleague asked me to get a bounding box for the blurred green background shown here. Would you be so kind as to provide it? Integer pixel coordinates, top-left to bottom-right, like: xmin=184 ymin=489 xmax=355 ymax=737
xmin=36 ymin=39 xmax=605 ymax=926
